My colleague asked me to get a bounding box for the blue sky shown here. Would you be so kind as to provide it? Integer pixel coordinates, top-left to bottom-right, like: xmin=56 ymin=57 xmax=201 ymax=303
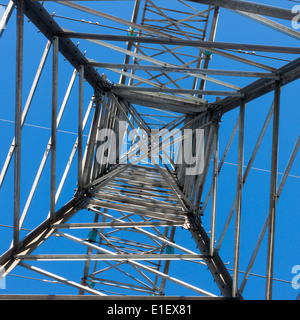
xmin=0 ymin=0 xmax=299 ymax=299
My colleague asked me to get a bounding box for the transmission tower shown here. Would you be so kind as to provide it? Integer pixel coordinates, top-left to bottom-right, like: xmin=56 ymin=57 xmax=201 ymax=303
xmin=0 ymin=0 xmax=299 ymax=300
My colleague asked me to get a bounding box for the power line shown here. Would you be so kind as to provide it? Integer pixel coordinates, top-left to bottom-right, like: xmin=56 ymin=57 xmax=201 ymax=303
xmin=0 ymin=118 xmax=299 ymax=179
xmin=52 ymin=13 xmax=130 ymax=34
xmin=222 ymin=161 xmax=300 ymax=180
xmin=0 ymin=118 xmax=88 ymax=137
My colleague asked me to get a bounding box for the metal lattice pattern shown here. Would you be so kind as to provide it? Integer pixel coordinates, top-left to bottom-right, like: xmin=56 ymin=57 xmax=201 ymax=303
xmin=0 ymin=0 xmax=299 ymax=300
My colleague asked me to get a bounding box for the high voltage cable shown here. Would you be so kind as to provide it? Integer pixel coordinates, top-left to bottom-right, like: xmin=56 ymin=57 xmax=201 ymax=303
xmin=0 ymin=118 xmax=299 ymax=179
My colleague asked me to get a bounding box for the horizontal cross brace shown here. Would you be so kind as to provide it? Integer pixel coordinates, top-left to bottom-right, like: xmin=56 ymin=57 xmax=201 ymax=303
xmin=88 ymin=201 xmax=186 ymax=222
xmin=16 ymin=254 xmax=209 ymax=261
xmin=52 ymin=221 xmax=186 ymax=229
xmin=87 ymin=62 xmax=280 ymax=79
xmin=113 ymin=86 xmax=243 ymax=97
xmin=60 ymin=32 xmax=300 ymax=54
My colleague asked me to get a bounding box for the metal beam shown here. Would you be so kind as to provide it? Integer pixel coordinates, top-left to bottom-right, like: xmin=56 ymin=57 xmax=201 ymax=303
xmin=37 ymin=0 xmax=296 ymax=22
xmin=0 ymin=198 xmax=82 ymax=275
xmin=55 ymin=0 xmax=176 ymax=39
xmin=0 ymin=1 xmax=15 ymax=39
xmin=234 ymin=10 xmax=300 ymax=40
xmin=198 ymin=6 xmax=219 ymax=98
xmin=13 ymin=0 xmax=110 ymax=92
xmin=89 ymin=199 xmax=186 ymax=222
xmin=13 ymin=0 xmax=24 ymax=251
xmin=16 ymin=69 xmax=78 ymax=237
xmin=216 ymin=97 xmax=275 ymax=252
xmin=17 ymin=254 xmax=208 ymax=261
xmin=81 ymin=32 xmax=241 ymax=91
xmin=187 ymin=213 xmax=242 ymax=299
xmin=189 ymin=0 xmax=295 ymax=21
xmin=82 ymin=97 xmax=102 ymax=185
xmin=0 ymin=41 xmax=51 ymax=189
xmin=232 ymin=99 xmax=245 ymax=298
xmin=53 ymin=221 xmax=185 ymax=229
xmin=19 ymin=262 xmax=105 ymax=296
xmin=194 ymin=120 xmax=215 ymax=211
xmin=88 ymin=62 xmax=279 ymax=79
xmin=50 ymin=36 xmax=58 ymax=222
xmin=265 ymin=80 xmax=280 ymax=300
xmin=55 ymin=98 xmax=94 ymax=205
xmin=119 ymin=0 xmax=141 ymax=85
xmin=220 ymin=57 xmax=300 ymax=114
xmin=1 ymin=0 xmax=298 ymax=299
xmin=56 ymin=231 xmax=216 ymax=297
xmin=240 ymin=134 xmax=300 ymax=293
xmin=210 ymin=121 xmax=219 ymax=257
xmin=114 ymin=97 xmax=193 ymax=210
xmin=78 ymin=65 xmax=84 ymax=190
xmin=112 ymin=86 xmax=243 ymax=97
xmin=85 ymin=113 xmax=212 ymax=191
xmin=108 ymin=89 xmax=206 ymax=114
xmin=200 ymin=115 xmax=239 ymax=215
xmin=60 ymin=32 xmax=300 ymax=55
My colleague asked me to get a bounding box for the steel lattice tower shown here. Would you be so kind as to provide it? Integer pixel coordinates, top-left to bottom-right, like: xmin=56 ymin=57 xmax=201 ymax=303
xmin=0 ymin=0 xmax=299 ymax=300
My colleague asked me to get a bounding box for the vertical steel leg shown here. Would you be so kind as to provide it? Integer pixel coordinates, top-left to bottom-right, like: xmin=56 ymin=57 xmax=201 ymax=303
xmin=78 ymin=65 xmax=84 ymax=190
xmin=198 ymin=6 xmax=219 ymax=97
xmin=0 ymin=41 xmax=51 ymax=190
xmin=159 ymin=226 xmax=176 ymax=295
xmin=232 ymin=99 xmax=245 ymax=297
xmin=240 ymin=136 xmax=299 ymax=294
xmin=266 ymin=80 xmax=280 ymax=300
xmin=210 ymin=120 xmax=219 ymax=256
xmin=13 ymin=0 xmax=23 ymax=251
xmin=50 ymin=36 xmax=58 ymax=222
xmin=82 ymin=97 xmax=101 ymax=186
xmin=194 ymin=122 xmax=215 ymax=212
xmin=119 ymin=0 xmax=141 ymax=85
